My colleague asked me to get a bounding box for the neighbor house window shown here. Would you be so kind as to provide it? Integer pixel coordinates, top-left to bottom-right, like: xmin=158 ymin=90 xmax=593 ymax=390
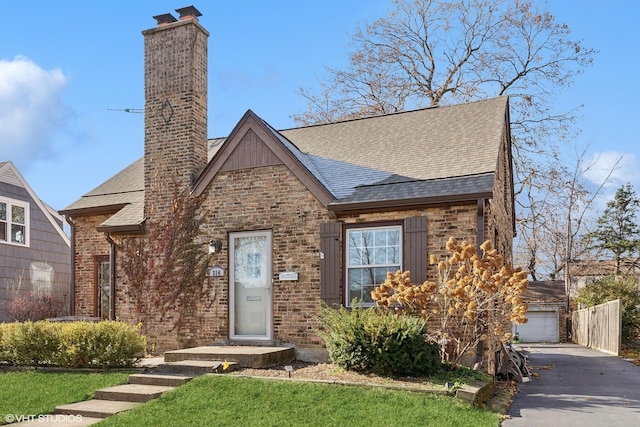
xmin=346 ymin=225 xmax=401 ymax=306
xmin=0 ymin=197 xmax=29 ymax=246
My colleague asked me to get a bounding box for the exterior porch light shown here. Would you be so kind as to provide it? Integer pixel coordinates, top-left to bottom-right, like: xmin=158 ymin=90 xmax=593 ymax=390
xmin=208 ymin=239 xmax=222 ymax=254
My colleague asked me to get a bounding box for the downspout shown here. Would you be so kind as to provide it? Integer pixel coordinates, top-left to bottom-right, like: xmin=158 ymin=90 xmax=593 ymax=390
xmin=104 ymin=233 xmax=117 ymax=320
xmin=475 ymin=198 xmax=486 ymax=368
xmin=65 ymin=215 xmax=76 ymax=316
xmin=476 ymin=199 xmax=485 ymax=253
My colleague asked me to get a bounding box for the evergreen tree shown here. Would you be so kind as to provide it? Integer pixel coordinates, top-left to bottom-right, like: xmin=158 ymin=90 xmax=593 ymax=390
xmin=588 ymin=184 xmax=640 ymax=275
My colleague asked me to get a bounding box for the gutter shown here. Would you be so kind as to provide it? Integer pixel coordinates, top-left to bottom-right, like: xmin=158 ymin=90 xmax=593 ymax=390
xmin=328 ymin=191 xmax=493 ymax=214
xmin=59 ymin=203 xmax=129 ymax=217
xmin=96 ymin=223 xmax=145 ymax=234
xmin=477 ymin=199 xmax=485 ymax=253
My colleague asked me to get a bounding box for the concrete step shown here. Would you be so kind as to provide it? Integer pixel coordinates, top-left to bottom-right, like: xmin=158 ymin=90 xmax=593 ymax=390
xmin=11 ymin=415 xmax=104 ymax=426
xmin=128 ymin=373 xmax=194 ymax=387
xmin=94 ymin=384 xmax=174 ymax=403
xmin=163 ymin=345 xmax=295 ymax=368
xmin=156 ymin=359 xmax=237 ymax=375
xmin=54 ymin=399 xmax=140 ymax=418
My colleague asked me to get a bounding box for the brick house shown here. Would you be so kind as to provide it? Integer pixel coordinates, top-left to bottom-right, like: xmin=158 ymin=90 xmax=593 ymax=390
xmin=60 ymin=7 xmax=515 ymax=360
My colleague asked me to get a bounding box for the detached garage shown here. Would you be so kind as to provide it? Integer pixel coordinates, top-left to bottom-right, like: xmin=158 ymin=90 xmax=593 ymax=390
xmin=514 ymin=281 xmax=567 ymax=343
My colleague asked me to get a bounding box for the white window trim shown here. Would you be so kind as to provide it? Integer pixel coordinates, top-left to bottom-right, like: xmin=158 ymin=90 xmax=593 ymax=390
xmin=345 ymin=225 xmax=402 ymax=307
xmin=0 ymin=196 xmax=30 ymax=247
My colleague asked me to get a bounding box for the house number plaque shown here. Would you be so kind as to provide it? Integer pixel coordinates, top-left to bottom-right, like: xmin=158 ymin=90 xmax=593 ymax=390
xmin=209 ymin=266 xmax=225 ymax=277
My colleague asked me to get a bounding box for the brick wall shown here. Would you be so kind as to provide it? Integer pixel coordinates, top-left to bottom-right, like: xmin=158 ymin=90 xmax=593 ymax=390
xmin=143 ymin=18 xmax=208 ymax=219
xmin=72 ymin=174 xmax=514 ymax=357
xmin=339 ymin=204 xmax=478 ymax=282
xmin=72 ymin=214 xmax=111 ymax=316
xmin=488 ymin=133 xmax=515 ymax=264
xmin=199 ymin=165 xmax=334 ymax=349
xmin=109 ymin=164 xmax=333 ymax=352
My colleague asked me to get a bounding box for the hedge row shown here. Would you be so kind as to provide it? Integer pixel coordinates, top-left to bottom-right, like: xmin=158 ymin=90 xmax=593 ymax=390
xmin=0 ymin=320 xmax=147 ymax=368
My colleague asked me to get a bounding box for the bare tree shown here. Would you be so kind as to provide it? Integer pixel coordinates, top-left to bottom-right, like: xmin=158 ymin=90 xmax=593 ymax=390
xmin=294 ymin=0 xmax=593 ymax=151
xmin=293 ymin=0 xmax=596 ymax=276
xmin=515 ymin=145 xmax=620 ymax=292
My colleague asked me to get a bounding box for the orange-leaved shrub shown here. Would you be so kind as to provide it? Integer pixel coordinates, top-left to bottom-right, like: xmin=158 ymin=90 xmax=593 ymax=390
xmin=372 ymin=238 xmax=528 ymax=371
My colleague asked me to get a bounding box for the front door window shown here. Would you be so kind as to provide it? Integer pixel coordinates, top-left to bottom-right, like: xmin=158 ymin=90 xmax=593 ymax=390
xmin=229 ymin=231 xmax=272 ymax=339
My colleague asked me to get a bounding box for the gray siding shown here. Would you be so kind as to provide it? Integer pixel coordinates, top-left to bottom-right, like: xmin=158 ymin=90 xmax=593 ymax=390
xmin=0 ymin=181 xmax=71 ymax=321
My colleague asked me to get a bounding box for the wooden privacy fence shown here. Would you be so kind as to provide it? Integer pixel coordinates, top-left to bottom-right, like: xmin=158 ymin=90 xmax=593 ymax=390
xmin=572 ymin=299 xmax=622 ymax=356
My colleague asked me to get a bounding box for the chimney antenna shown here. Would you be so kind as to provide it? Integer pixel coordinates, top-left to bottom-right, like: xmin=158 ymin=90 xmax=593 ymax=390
xmin=107 ymin=108 xmax=143 ymax=114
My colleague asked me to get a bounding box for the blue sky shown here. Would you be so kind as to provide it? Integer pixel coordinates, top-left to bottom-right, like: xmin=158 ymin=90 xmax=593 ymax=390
xmin=1 ymin=1 xmax=638 ymax=213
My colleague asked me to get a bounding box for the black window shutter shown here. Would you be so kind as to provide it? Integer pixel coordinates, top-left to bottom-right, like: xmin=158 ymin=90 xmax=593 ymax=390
xmin=320 ymin=222 xmax=341 ymax=307
xmin=404 ymin=216 xmax=428 ymax=284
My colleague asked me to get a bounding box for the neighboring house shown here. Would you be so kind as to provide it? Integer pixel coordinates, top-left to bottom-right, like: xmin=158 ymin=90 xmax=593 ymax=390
xmin=514 ymin=280 xmax=567 ymax=343
xmin=0 ymin=161 xmax=71 ymax=321
xmin=570 ymin=259 xmax=640 ymax=298
xmin=60 ymin=7 xmax=516 ymax=360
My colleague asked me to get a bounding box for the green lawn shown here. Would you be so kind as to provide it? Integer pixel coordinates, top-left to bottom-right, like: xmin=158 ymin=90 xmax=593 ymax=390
xmin=0 ymin=370 xmax=131 ymax=421
xmin=97 ymin=375 xmax=501 ymax=427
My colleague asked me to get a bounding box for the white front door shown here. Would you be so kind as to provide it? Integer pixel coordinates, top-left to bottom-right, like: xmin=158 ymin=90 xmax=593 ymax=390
xmin=229 ymin=230 xmax=272 ymax=340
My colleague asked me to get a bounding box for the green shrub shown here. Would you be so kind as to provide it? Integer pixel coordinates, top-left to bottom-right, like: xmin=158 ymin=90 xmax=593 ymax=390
xmin=0 ymin=321 xmax=61 ymax=365
xmin=0 ymin=321 xmax=146 ymax=368
xmin=316 ymin=303 xmax=440 ymax=376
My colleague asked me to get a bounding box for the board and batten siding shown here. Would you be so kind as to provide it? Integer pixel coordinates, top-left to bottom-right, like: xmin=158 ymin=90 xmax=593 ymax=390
xmin=403 ymin=216 xmax=428 ymax=284
xmin=320 ymin=222 xmax=341 ymax=307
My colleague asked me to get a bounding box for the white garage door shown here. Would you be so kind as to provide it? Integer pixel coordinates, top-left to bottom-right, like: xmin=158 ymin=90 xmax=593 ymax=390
xmin=515 ymin=311 xmax=559 ymax=343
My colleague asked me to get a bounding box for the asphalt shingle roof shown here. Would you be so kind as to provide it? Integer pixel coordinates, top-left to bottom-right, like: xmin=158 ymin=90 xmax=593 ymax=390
xmin=523 ymin=281 xmax=566 ymax=303
xmin=61 ymin=97 xmax=508 ymax=229
xmin=280 ymin=97 xmax=507 ymax=181
xmin=333 ymin=173 xmax=495 ymax=207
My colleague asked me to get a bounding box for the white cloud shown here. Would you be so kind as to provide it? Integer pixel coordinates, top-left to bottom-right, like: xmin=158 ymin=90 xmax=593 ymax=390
xmin=0 ymin=56 xmax=69 ymax=167
xmin=583 ymin=151 xmax=640 ymax=189
xmin=582 ymin=151 xmax=640 ymax=215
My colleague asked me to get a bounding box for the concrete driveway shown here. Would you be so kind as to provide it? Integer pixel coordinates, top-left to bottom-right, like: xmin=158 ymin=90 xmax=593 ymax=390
xmin=502 ymin=343 xmax=640 ymax=427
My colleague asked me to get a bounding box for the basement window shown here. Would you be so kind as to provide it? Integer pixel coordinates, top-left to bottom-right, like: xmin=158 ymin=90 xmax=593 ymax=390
xmin=345 ymin=225 xmax=401 ymax=307
xmin=0 ymin=197 xmax=29 ymax=246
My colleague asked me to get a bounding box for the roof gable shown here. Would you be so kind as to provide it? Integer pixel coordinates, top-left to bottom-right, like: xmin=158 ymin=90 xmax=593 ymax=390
xmin=0 ymin=161 xmax=70 ymax=246
xmin=193 ymin=110 xmax=334 ymax=206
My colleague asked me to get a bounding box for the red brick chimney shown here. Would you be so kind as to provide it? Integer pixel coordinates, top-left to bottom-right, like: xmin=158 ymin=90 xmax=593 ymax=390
xmin=142 ymin=5 xmax=209 ymax=220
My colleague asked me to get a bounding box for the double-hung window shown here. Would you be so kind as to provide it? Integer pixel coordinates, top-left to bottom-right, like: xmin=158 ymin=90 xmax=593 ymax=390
xmin=0 ymin=197 xmax=29 ymax=246
xmin=346 ymin=225 xmax=401 ymax=306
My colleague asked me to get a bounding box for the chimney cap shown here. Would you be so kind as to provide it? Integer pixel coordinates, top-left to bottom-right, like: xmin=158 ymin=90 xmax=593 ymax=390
xmin=153 ymin=13 xmax=178 ymax=25
xmin=176 ymin=5 xmax=202 ymax=20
